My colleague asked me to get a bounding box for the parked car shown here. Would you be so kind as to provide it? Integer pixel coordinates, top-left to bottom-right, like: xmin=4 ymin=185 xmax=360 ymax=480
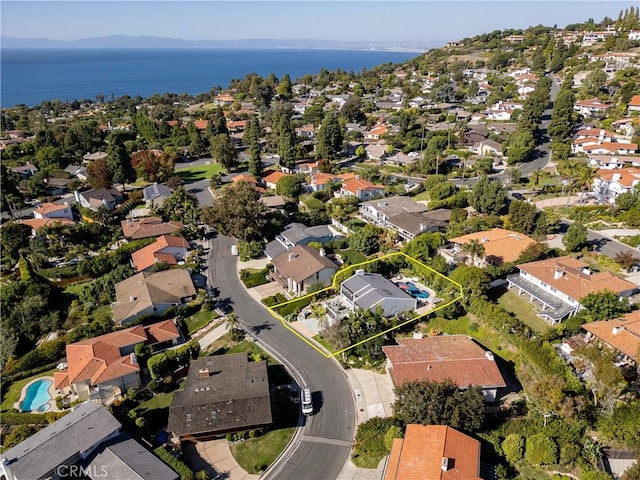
xmin=300 ymin=388 xmax=313 ymax=416
xmin=218 ymin=302 xmax=233 ymax=315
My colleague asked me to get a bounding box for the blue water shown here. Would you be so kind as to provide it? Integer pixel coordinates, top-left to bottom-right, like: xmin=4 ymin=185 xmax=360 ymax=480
xmin=398 ymin=282 xmax=430 ymax=300
xmin=20 ymin=378 xmax=53 ymax=412
xmin=1 ymin=48 xmax=418 ymax=108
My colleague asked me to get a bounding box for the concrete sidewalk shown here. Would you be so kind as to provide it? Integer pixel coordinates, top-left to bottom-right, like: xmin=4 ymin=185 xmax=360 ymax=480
xmin=336 ymin=368 xmax=395 ymax=480
xmin=198 ymin=321 xmax=229 ymax=350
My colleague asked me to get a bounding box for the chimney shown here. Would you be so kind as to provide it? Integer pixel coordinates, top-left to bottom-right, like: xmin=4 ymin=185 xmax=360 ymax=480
xmin=554 ymin=268 xmax=564 ymax=280
xmin=319 ymin=248 xmax=326 ymax=257
xmin=612 ymin=173 xmax=621 ymax=181
xmin=612 ymin=326 xmax=625 ymax=336
xmin=129 ymin=353 xmax=137 ymax=365
xmin=441 ymin=457 xmax=451 ymax=471
xmin=482 ymin=237 xmax=489 ymax=243
xmin=130 ymin=296 xmax=136 ymax=302
xmin=288 ymin=252 xmax=297 ymax=262
xmin=356 ymin=269 xmax=365 ymax=275
xmin=485 ymin=351 xmax=495 ymax=361
xmin=413 ymin=331 xmax=423 ymax=339
xmin=419 ymin=223 xmax=426 ymax=232
xmin=198 ymin=368 xmax=210 ymax=378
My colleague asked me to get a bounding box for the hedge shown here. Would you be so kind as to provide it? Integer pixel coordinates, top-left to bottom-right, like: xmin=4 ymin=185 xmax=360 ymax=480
xmin=153 ymin=446 xmax=194 ymax=480
xmin=1 ymin=411 xmax=69 ymax=425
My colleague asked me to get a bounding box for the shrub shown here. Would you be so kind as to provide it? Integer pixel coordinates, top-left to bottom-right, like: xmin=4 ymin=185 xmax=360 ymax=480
xmin=525 ymin=434 xmax=558 ymax=466
xmin=237 ymin=240 xmax=265 ymax=261
xmin=1 ymin=411 xmax=68 ymax=425
xmin=352 ymin=417 xmax=395 ymax=468
xmin=153 ymin=446 xmax=194 ymax=480
xmin=502 ymin=434 xmax=525 ymax=465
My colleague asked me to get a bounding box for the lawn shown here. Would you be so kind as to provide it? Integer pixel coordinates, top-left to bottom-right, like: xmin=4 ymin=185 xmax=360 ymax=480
xmin=240 ymin=267 xmax=271 ymax=288
xmin=312 ymin=334 xmax=338 ymax=354
xmin=175 ymin=162 xmax=225 ymax=182
xmin=64 ymin=281 xmax=91 ymax=296
xmin=230 ymin=404 xmax=298 ymax=474
xmin=1 ymin=368 xmax=57 ymax=412
xmin=496 ymin=290 xmax=551 ymax=334
xmin=133 ymin=387 xmax=182 ymax=434
xmin=183 ymin=310 xmax=220 ymax=335
xmin=339 ymin=249 xmax=367 ymax=265
xmin=226 ymin=340 xmax=278 ymax=366
xmin=413 ymin=190 xmax=430 ymax=201
xmin=262 ymin=293 xmax=288 ymax=307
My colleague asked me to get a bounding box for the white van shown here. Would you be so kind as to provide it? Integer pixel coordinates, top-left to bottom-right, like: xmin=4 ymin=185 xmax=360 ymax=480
xmin=300 ymin=388 xmax=313 ymax=416
xmin=231 ymin=245 xmax=239 ymax=256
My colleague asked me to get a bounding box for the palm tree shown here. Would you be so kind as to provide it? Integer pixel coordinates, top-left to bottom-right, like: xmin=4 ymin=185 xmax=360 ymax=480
xmin=311 ymin=304 xmax=327 ymax=333
xmin=530 ymin=168 xmax=543 ymax=192
xmin=462 ymin=239 xmax=486 ymax=266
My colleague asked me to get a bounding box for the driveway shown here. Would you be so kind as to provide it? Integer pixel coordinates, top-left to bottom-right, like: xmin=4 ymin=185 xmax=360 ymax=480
xmin=182 ymin=439 xmax=259 ymax=480
xmin=247 ymin=282 xmax=285 ymax=302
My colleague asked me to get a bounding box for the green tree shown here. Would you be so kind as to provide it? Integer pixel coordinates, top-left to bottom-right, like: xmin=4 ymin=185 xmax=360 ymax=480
xmin=392 ymin=379 xmax=485 ymax=432
xmin=210 ymin=133 xmax=238 ymax=171
xmin=106 ymin=133 xmax=136 ymax=189
xmin=277 ymin=73 xmax=293 ymax=100
xmin=582 ymin=69 xmax=607 ymax=97
xmin=277 ymin=114 xmax=297 ymax=170
xmin=525 ymin=434 xmax=558 ymax=466
xmin=348 ymin=224 xmax=382 ymax=255
xmin=461 ymin=239 xmax=486 ymax=266
xmin=549 ymin=83 xmax=577 ymax=142
xmin=276 ymin=175 xmax=305 ymax=200
xmin=562 ymin=222 xmax=588 ymax=252
xmin=401 ymin=232 xmax=446 ymax=263
xmin=502 ymin=434 xmax=525 ymax=465
xmin=449 ymin=265 xmax=491 ymax=302
xmin=315 ymin=111 xmax=344 ymax=160
xmin=469 ymin=175 xmax=507 ymax=215
xmin=581 ymin=290 xmax=631 ymax=321
xmin=202 ymin=181 xmax=267 ymax=241
xmin=35 ymin=146 xmax=63 ymax=169
xmin=508 ymin=199 xmax=538 ymax=234
xmin=1 ymin=222 xmax=33 ymax=264
xmin=248 ymin=143 xmax=263 ymax=177
xmin=622 ymin=462 xmax=640 ymax=480
xmin=505 ymin=128 xmax=535 ymax=164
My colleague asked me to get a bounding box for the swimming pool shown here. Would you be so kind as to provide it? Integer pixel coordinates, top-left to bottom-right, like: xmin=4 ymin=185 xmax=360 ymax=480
xmin=20 ymin=379 xmax=53 ymax=412
xmin=398 ymin=282 xmax=431 ymax=300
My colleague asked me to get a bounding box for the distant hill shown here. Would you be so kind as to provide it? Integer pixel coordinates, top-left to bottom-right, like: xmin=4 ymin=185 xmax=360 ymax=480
xmin=1 ymin=35 xmax=434 ymax=51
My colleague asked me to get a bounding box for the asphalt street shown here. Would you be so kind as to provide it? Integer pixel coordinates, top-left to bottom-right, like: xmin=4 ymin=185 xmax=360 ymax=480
xmin=208 ymin=234 xmax=356 ymax=480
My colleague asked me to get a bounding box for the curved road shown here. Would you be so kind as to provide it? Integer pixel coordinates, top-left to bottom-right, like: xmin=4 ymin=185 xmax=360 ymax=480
xmin=208 ymin=234 xmax=356 ymax=480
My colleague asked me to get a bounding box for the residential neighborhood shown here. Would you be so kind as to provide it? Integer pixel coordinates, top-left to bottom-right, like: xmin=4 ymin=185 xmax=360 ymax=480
xmin=2 ymin=7 xmax=640 ymax=480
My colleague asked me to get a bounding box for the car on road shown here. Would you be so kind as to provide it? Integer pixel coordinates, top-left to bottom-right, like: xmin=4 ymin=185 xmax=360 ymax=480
xmin=218 ymin=302 xmax=233 ymax=315
xmin=300 ymin=388 xmax=313 ymax=415
xmin=511 ymin=192 xmax=525 ymax=200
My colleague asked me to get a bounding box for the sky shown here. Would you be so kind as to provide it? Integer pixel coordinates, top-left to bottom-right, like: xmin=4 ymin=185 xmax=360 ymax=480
xmin=1 ymin=1 xmax=636 ymax=45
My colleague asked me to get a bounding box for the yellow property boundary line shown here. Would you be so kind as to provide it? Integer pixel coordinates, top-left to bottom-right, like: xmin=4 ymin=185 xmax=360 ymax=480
xmin=265 ymin=252 xmax=463 ymax=358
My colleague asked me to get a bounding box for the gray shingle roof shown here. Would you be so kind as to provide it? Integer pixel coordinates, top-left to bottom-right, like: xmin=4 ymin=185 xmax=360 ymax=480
xmin=83 ymin=434 xmax=178 ymax=480
xmin=167 ymin=354 xmax=273 ymax=438
xmin=341 ymin=272 xmax=414 ymax=310
xmin=143 ymin=183 xmax=172 ymax=202
xmin=1 ymin=402 xmax=122 ymax=480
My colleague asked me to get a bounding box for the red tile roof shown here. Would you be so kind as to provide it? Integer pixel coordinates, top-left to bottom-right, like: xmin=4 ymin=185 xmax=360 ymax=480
xmin=55 ymin=321 xmax=180 ymax=389
xmin=449 ymin=228 xmax=536 ymax=265
xmin=597 ymin=168 xmax=640 ymax=188
xmin=263 ymin=171 xmax=292 ymax=186
xmin=342 ymin=178 xmax=384 ymax=195
xmin=382 ymin=335 xmax=506 ymax=389
xmin=120 ymin=217 xmax=183 ymax=240
xmin=384 ymin=424 xmax=482 ymax=480
xmin=582 ymin=310 xmax=640 ymax=363
xmin=131 ymin=235 xmax=189 ymax=272
xmin=34 ymin=202 xmax=70 ymax=216
xmin=20 ymin=217 xmax=75 ymax=233
xmin=629 ymin=95 xmax=640 ymax=107
xmin=517 ymin=256 xmax=637 ymax=301
xmin=194 ymin=120 xmax=208 ymax=130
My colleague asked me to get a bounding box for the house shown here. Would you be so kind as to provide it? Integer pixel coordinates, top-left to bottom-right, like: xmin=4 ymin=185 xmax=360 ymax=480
xmin=143 ymin=183 xmax=172 ymax=208
xmin=383 ymin=424 xmax=483 ymax=480
xmin=592 ymin=168 xmax=640 ymax=203
xmin=19 ymin=217 xmax=76 ymax=236
xmin=295 ymin=124 xmax=315 ymax=139
xmin=260 ymin=195 xmax=287 ymax=211
xmin=337 ymin=178 xmax=385 ymax=201
xmin=111 ymin=269 xmax=197 ymax=325
xmin=45 ymin=177 xmax=70 ymax=196
xmin=359 ymin=196 xmax=450 ymax=241
xmin=587 ymin=155 xmax=631 ymax=170
xmin=34 ymin=202 xmax=74 ymax=221
xmin=471 ymin=139 xmax=503 ymax=157
xmin=82 ymin=433 xmax=179 ymax=480
xmin=0 ymin=402 xmax=177 ymax=480
xmin=10 ymin=162 xmax=38 ymax=179
xmin=265 ymin=223 xmax=341 ymax=259
xmin=382 ymin=335 xmax=506 ymax=401
xmin=574 ymin=99 xmax=612 ymax=117
xmin=385 ymin=151 xmax=419 ymax=166
xmin=83 ymin=151 xmax=108 ymax=162
xmin=364 ymin=143 xmax=388 ymax=162
xmin=582 ymin=142 xmax=637 ymax=156
xmin=507 ymin=256 xmax=637 ymax=323
xmin=263 ymin=171 xmax=293 ymax=190
xmin=364 ymin=122 xmax=388 ymax=140
xmin=583 ymin=310 xmax=640 ymax=366
xmin=627 ymin=94 xmax=640 ymax=113
xmin=74 ymin=188 xmax=123 ymax=211
xmin=64 ymin=164 xmax=88 ymax=181
xmin=232 ymin=173 xmax=265 ymax=193
xmin=121 ymin=216 xmax=184 ymax=240
xmin=131 ymin=235 xmax=190 ymax=272
xmin=271 ymin=245 xmax=338 ymax=295
xmin=340 ymin=271 xmax=417 ymax=317
xmin=443 ymin=228 xmax=536 ymax=266
xmin=54 ymin=320 xmax=181 ymax=404
xmin=167 ymin=354 xmax=272 ymax=441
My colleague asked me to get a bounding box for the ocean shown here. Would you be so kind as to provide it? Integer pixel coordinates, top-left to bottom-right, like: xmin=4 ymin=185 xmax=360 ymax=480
xmin=0 ymin=48 xmax=419 ymax=108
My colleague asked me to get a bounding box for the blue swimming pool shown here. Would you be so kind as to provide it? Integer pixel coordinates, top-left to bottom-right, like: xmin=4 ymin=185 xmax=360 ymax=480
xmin=20 ymin=379 xmax=52 ymax=412
xmin=398 ymin=282 xmax=431 ymax=300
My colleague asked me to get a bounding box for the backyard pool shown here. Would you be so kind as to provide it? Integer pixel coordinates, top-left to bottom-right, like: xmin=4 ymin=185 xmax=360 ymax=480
xmin=20 ymin=379 xmax=53 ymax=412
xmin=398 ymin=282 xmax=431 ymax=300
